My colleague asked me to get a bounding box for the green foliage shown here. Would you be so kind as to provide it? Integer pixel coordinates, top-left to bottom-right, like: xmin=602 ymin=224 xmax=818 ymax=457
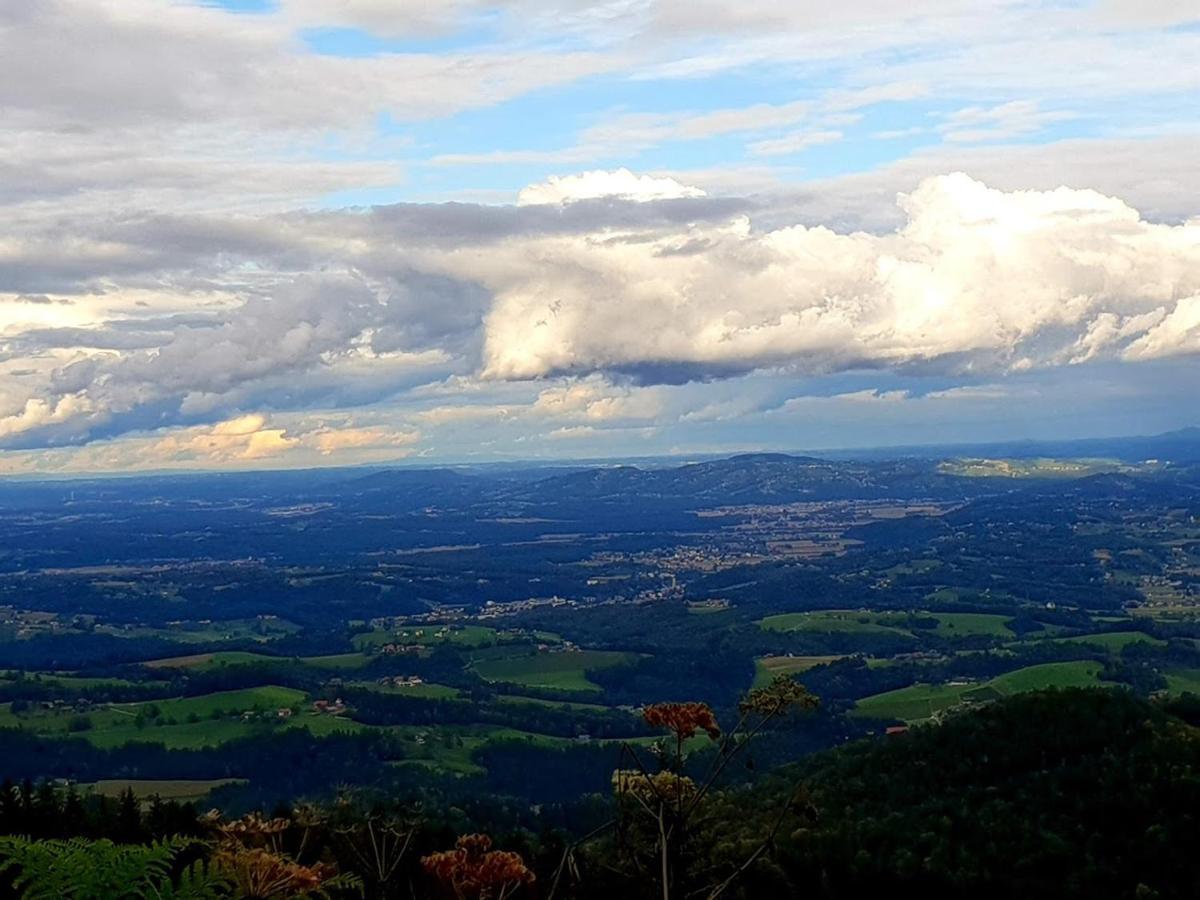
xmin=0 ymin=835 xmax=225 ymax=899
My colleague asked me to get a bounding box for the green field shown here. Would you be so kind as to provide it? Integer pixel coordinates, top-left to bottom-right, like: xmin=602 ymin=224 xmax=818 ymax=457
xmin=852 ymin=661 xmax=1109 ymax=723
xmin=300 ymin=652 xmax=373 ymax=670
xmin=471 ymin=649 xmax=634 ymax=693
xmin=353 ymin=625 xmax=501 ymax=650
xmin=758 ymin=609 xmax=1013 ymax=641
xmin=142 ymin=651 xmax=276 ymax=670
xmin=752 ymin=655 xmax=844 ymax=688
xmin=350 ymin=680 xmax=461 ymax=700
xmin=1164 ymin=668 xmax=1200 ymax=696
xmin=2 ymin=671 xmax=164 ymax=692
xmin=759 ymin=611 xmax=914 ymax=638
xmin=386 ymin=725 xmax=582 ymax=776
xmin=96 ymin=618 xmax=300 ymax=645
xmin=142 ymin=650 xmax=372 ymax=672
xmin=495 ymin=694 xmax=614 ymax=712
xmin=927 ymin=613 xmax=1016 ymax=638
xmin=0 ymin=686 xmax=314 ymax=749
xmin=1053 ymin=631 xmax=1167 ymax=652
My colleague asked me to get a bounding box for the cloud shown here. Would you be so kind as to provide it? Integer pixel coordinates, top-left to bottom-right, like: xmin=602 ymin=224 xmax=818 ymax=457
xmin=1122 ymin=296 xmax=1200 ymax=361
xmin=0 ymin=273 xmax=458 ymax=448
xmin=747 ymin=130 xmax=843 ymax=157
xmin=532 ymin=378 xmax=666 ymax=421
xmin=2 ymin=165 xmax=1198 ymax=457
xmin=518 ymin=169 xmax=707 ymax=205
xmin=306 ymin=424 xmax=421 ymax=456
xmin=0 ymin=412 xmax=422 ymax=475
xmin=479 ymin=172 xmax=1200 ymax=381
xmin=938 ymin=100 xmax=1077 ymax=143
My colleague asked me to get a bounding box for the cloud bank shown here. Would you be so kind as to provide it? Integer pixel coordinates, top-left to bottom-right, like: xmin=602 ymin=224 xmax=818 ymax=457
xmin=2 ymin=170 xmax=1197 ymax=464
xmin=478 ymin=173 xmax=1200 ymax=379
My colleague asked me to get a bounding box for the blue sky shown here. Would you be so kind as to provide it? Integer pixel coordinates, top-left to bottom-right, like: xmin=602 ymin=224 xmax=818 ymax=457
xmin=0 ymin=1 xmax=1197 ymax=473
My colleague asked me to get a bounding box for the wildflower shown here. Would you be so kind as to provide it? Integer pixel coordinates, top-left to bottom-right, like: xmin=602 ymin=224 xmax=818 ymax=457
xmin=739 ymin=676 xmax=819 ymax=718
xmin=214 ymin=846 xmax=339 ymax=898
xmin=642 ymin=702 xmax=721 ymax=741
xmin=422 ymin=833 xmax=535 ymax=899
xmin=218 ymin=812 xmax=290 ymax=850
xmin=612 ymin=769 xmax=698 ymax=806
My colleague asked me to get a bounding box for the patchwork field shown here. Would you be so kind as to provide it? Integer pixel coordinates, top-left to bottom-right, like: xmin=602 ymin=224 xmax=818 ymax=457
xmin=0 ymin=686 xmax=327 ymax=749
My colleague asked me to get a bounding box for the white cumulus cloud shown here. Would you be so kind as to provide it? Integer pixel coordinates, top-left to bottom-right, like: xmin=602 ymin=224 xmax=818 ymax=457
xmin=480 ymin=172 xmax=1200 ymax=381
xmin=517 ymin=168 xmax=707 ymax=205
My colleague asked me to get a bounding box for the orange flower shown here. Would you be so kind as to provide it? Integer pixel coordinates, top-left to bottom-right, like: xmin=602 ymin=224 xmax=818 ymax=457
xmin=643 ymin=702 xmax=721 ymax=741
xmin=422 ymin=833 xmax=535 ymax=899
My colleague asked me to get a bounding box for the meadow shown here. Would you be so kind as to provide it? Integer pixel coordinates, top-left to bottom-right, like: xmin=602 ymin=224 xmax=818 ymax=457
xmin=752 ymin=655 xmax=844 ymax=688
xmin=1051 ymin=631 xmax=1167 ymax=652
xmin=759 ymin=610 xmax=1018 ymax=640
xmin=759 ymin=611 xmax=914 ymax=637
xmin=471 ymin=649 xmax=635 ymax=693
xmin=851 ymin=661 xmax=1110 ymax=723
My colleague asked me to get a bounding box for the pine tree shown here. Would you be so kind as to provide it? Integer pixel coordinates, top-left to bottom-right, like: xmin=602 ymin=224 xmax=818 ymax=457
xmin=115 ymin=788 xmax=143 ymax=844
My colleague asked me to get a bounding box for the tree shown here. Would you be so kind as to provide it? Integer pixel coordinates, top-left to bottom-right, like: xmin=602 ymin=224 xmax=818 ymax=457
xmin=116 ymin=788 xmax=143 ymax=844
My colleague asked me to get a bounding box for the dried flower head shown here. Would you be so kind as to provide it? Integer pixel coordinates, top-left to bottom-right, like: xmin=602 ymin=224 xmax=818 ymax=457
xmin=422 ymin=833 xmax=536 ymax=899
xmin=739 ymin=676 xmax=819 ymax=718
xmin=220 ymin=812 xmax=290 ymax=841
xmin=215 ymin=846 xmax=338 ymax=897
xmin=612 ymin=769 xmax=698 ymax=806
xmin=643 ymin=702 xmax=721 ymax=741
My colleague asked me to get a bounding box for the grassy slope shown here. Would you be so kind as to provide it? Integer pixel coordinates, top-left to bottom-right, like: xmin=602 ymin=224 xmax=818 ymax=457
xmin=852 ymin=661 xmax=1109 ymax=723
xmin=472 ymin=650 xmax=634 ymax=693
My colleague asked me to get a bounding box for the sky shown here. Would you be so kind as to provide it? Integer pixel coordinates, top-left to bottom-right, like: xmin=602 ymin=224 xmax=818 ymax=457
xmin=0 ymin=0 xmax=1198 ymax=474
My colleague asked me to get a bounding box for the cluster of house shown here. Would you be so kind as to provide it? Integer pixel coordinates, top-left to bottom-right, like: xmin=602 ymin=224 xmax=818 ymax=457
xmin=375 ymin=625 xmax=454 ymax=655
xmin=377 ymin=675 xmax=425 ymax=688
xmin=378 ymin=643 xmax=424 ymax=656
xmin=312 ymin=698 xmax=348 ymax=716
xmin=686 ymin=598 xmax=732 ymax=611
xmin=240 ymin=707 xmax=296 ymax=723
xmin=32 ymin=698 xmax=93 ymax=713
xmin=478 ymin=596 xmax=576 ymax=618
xmin=536 ymin=640 xmax=580 ymax=653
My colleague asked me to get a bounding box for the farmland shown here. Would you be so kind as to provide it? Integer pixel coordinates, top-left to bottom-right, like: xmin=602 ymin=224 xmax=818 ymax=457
xmin=759 ymin=611 xmax=915 ymax=637
xmin=753 ymin=655 xmax=844 ymax=688
xmin=471 ymin=649 xmax=635 ymax=693
xmin=0 ymin=445 xmax=1196 ymax=823
xmin=852 ymin=661 xmax=1111 ymax=723
xmin=1052 ymin=631 xmax=1167 ymax=652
